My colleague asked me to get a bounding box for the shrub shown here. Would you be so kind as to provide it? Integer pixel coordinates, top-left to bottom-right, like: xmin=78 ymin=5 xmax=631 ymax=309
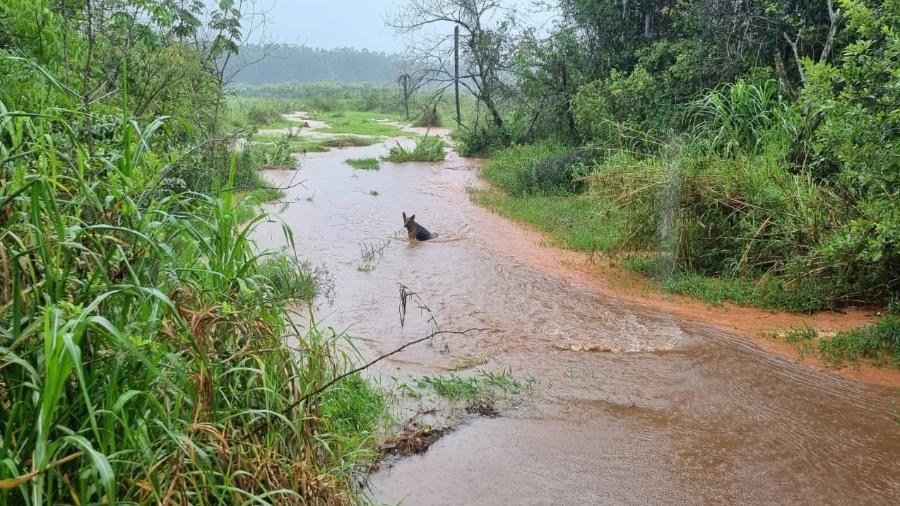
xmin=582 ymin=144 xmax=900 ymax=308
xmin=572 ymin=66 xmax=672 ymax=149
xmin=455 ymin=126 xmax=511 ymax=157
xmin=692 ymin=79 xmax=796 ymax=157
xmin=414 ymin=106 xmax=443 ymax=128
xmin=481 ymin=141 xmax=587 ymax=197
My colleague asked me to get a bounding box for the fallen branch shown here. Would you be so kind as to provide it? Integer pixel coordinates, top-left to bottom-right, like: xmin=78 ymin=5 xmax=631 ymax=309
xmin=250 ymin=326 xmax=487 ymax=438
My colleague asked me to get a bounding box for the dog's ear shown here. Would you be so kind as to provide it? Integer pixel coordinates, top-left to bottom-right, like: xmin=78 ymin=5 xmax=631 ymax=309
xmin=402 ymin=212 xmax=408 ymax=222
xmin=409 ymin=214 xmax=415 ymax=221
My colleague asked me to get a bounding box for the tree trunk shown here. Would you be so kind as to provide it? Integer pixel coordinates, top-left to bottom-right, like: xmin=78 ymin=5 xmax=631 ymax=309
xmin=560 ymin=62 xmax=578 ymax=144
xmin=481 ymin=90 xmax=504 ymax=129
xmin=820 ymin=0 xmax=843 ymax=64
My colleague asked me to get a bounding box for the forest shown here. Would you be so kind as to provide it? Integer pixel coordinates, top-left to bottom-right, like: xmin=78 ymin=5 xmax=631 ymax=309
xmin=228 ymin=44 xmax=402 ymax=85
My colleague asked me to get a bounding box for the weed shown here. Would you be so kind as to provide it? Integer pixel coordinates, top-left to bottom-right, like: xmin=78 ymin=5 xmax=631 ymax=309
xmin=1 ymin=52 xmax=387 ymax=505
xmin=784 ymin=325 xmax=818 ymax=344
xmin=346 ymin=157 xmax=380 ymax=170
xmin=819 ymin=316 xmax=900 ymax=368
xmin=358 ymin=238 xmax=393 ymax=272
xmin=415 ymin=369 xmax=524 ymax=404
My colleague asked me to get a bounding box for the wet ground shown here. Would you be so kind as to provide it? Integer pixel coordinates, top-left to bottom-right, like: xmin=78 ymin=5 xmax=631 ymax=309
xmin=254 ymin=130 xmax=900 ymax=505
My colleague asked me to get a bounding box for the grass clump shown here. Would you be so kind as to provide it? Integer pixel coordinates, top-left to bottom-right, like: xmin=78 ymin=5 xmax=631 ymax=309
xmin=415 ymin=369 xmax=527 ymax=403
xmin=240 ymin=138 xmax=296 ymax=170
xmin=226 ymin=96 xmax=299 ymax=129
xmin=384 ymin=136 xmax=446 ymax=162
xmin=819 ymin=316 xmax=900 ymax=368
xmin=345 ymin=157 xmax=380 ymax=170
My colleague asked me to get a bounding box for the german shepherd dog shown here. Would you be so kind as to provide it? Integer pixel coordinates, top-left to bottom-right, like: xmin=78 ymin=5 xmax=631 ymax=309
xmin=402 ymin=212 xmax=435 ymax=241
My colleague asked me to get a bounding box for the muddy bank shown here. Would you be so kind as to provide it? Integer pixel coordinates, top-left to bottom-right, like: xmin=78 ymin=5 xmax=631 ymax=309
xmin=254 ymin=134 xmax=900 ymax=505
xmin=464 ymin=185 xmax=898 ymax=387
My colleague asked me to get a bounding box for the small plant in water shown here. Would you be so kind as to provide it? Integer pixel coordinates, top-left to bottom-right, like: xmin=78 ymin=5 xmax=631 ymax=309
xmin=346 ymin=157 xmax=380 ymax=170
xmin=384 ymin=135 xmax=446 ymax=162
xmin=415 ymin=368 xmax=529 ymax=408
xmin=357 ymin=237 xmax=393 ymax=272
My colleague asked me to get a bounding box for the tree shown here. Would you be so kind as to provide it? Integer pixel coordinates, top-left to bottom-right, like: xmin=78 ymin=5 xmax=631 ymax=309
xmin=513 ymin=27 xmax=583 ymax=142
xmin=389 ymin=0 xmax=517 ymax=129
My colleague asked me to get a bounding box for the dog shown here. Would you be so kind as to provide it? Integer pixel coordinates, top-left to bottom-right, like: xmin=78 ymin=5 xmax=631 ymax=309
xmin=402 ymin=212 xmax=435 ymax=241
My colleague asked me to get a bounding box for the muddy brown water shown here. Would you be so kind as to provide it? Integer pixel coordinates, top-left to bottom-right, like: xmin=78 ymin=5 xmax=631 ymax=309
xmin=256 ymin=139 xmax=900 ymax=505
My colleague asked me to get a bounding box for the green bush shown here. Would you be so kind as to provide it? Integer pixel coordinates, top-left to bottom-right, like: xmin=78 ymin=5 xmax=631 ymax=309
xmin=581 ymin=144 xmax=900 ymax=308
xmin=572 ymin=66 xmax=672 ymax=149
xmin=455 ymin=126 xmax=511 ymax=157
xmin=480 ymin=141 xmax=587 ymax=196
xmin=692 ymin=79 xmax=796 ymax=157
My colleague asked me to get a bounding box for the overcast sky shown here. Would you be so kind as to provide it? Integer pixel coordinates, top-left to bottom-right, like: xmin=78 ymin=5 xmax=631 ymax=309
xmin=246 ymin=0 xmax=557 ymax=52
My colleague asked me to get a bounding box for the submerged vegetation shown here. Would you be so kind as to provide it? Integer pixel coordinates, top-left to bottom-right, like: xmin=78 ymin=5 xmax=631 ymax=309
xmin=346 ymin=158 xmax=381 ymax=171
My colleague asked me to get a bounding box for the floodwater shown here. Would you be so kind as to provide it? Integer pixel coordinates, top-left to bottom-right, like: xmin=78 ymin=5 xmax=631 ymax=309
xmin=255 ymin=135 xmax=900 ymax=505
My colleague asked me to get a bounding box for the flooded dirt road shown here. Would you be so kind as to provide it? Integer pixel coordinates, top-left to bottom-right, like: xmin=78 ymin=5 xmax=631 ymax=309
xmin=256 ymin=137 xmax=900 ymax=505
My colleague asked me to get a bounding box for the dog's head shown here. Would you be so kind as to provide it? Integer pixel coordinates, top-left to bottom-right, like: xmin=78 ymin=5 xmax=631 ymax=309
xmin=402 ymin=212 xmax=416 ymax=231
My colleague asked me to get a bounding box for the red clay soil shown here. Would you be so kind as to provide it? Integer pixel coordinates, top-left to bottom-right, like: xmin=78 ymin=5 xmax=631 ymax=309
xmin=465 ymin=195 xmax=900 ymax=388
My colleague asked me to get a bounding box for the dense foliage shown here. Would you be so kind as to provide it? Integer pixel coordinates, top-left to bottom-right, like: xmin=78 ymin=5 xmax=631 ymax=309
xmin=228 ymin=44 xmax=401 ymax=85
xmin=460 ymin=0 xmax=898 ymax=311
xmin=1 ymin=1 xmax=385 ymax=504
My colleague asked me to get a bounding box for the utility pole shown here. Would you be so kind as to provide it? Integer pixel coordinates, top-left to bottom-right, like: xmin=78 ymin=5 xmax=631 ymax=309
xmin=399 ymin=73 xmax=410 ymax=120
xmin=454 ymin=24 xmax=462 ymax=128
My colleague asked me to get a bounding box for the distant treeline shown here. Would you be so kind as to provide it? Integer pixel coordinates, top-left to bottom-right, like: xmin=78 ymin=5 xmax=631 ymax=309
xmin=228 ymin=44 xmax=402 ymax=84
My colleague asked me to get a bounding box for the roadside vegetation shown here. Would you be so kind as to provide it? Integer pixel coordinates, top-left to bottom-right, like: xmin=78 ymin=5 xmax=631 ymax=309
xmin=774 ymin=315 xmax=900 ymax=368
xmin=0 ymin=1 xmax=389 ymax=503
xmin=390 ymin=1 xmax=897 ymax=313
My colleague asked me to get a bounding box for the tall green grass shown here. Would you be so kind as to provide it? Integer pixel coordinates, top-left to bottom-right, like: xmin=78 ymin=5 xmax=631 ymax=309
xmin=692 ymin=79 xmax=795 ymax=156
xmin=1 ymin=90 xmax=386 ymax=506
xmin=384 ymin=136 xmax=446 ymax=162
xmin=476 ymin=136 xmax=895 ymax=312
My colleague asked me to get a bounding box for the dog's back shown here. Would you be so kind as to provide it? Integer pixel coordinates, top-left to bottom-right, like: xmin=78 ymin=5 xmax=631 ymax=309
xmin=403 ymin=212 xmax=434 ymax=241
